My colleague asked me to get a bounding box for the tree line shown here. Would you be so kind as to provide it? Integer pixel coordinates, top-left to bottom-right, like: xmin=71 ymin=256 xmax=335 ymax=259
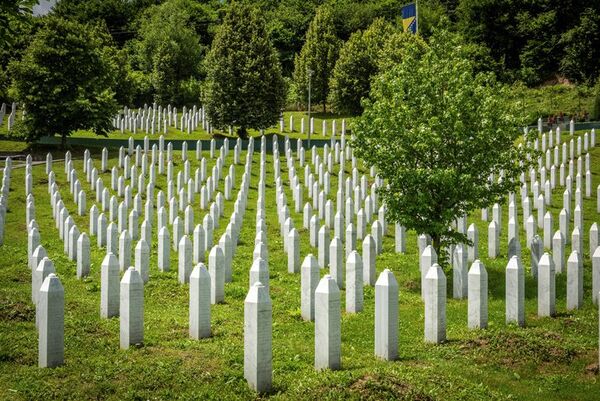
xmin=1 ymin=0 xmax=599 ymax=141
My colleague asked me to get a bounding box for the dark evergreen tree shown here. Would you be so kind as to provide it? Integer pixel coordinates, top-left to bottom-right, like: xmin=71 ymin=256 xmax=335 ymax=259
xmin=293 ymin=6 xmax=340 ymax=112
xmin=203 ymin=2 xmax=286 ymax=138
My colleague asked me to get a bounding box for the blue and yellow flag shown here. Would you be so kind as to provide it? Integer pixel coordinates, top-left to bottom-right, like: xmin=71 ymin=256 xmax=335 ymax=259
xmin=402 ymin=2 xmax=417 ymax=34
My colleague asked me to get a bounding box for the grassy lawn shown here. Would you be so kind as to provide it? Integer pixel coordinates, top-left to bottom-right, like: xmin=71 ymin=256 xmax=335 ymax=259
xmin=0 ymin=111 xmax=352 ymax=144
xmin=0 ymin=130 xmax=599 ymax=400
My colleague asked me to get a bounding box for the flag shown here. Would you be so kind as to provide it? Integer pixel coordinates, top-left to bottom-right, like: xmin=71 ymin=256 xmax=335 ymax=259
xmin=402 ymin=2 xmax=417 ymax=34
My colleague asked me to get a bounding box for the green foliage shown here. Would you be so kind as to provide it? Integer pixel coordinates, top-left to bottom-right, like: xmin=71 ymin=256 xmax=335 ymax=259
xmin=560 ymin=8 xmax=600 ymax=84
xmin=9 ymin=17 xmax=118 ymax=147
xmin=378 ymin=30 xmax=428 ymax=72
xmin=132 ymin=0 xmax=205 ymax=106
xmin=293 ymin=6 xmax=341 ymax=112
xmin=508 ymin=82 xmax=595 ymax=123
xmin=328 ymin=19 xmax=396 ymax=115
xmin=593 ymin=80 xmax=600 ymax=120
xmin=457 ymin=0 xmax=598 ymax=85
xmin=353 ymin=30 xmax=534 ymax=256
xmin=263 ymin=0 xmax=320 ymax=76
xmin=52 ymin=0 xmax=147 ymax=46
xmin=0 ymin=0 xmax=35 ymax=46
xmin=203 ymin=2 xmax=286 ymax=137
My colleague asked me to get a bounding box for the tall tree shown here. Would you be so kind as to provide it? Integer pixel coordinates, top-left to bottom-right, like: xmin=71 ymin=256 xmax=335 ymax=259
xmin=352 ymin=30 xmax=535 ymax=258
xmin=328 ymin=19 xmax=396 ymax=115
xmin=203 ymin=2 xmax=286 ymax=138
xmin=133 ymin=0 xmax=205 ymax=105
xmin=9 ymin=17 xmax=118 ymax=148
xmin=560 ymin=8 xmax=600 ymax=84
xmin=293 ymin=6 xmax=340 ymax=112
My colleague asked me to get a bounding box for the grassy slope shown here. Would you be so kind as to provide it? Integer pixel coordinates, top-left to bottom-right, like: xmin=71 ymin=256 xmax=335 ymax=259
xmin=0 ymin=131 xmax=598 ymax=400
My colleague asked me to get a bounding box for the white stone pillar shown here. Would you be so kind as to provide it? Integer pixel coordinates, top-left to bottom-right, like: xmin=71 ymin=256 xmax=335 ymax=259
xmin=120 ymin=267 xmax=144 ymax=349
xmin=468 ymin=260 xmax=487 ymax=329
xmin=101 ymin=253 xmax=120 ymax=318
xmin=375 ymin=269 xmax=398 ymax=360
xmin=314 ymin=275 xmax=341 ymax=370
xmin=190 ymin=263 xmax=211 ymax=339
xmin=538 ymin=252 xmax=556 ymax=317
xmin=38 ymin=274 xmax=64 ymax=368
xmin=424 ymin=264 xmax=446 ymax=343
xmin=567 ymin=250 xmax=583 ymax=310
xmin=301 ymin=254 xmax=320 ymax=321
xmin=244 ymin=282 xmax=272 ymax=392
xmin=506 ymin=256 xmax=525 ymax=326
xmin=209 ymin=245 xmax=225 ymax=304
xmin=346 ymin=250 xmax=363 ymax=313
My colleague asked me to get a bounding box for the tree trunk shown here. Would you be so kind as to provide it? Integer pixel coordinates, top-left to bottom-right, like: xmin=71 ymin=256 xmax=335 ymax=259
xmin=431 ymin=232 xmax=442 ymax=262
xmin=61 ymin=133 xmax=67 ymax=150
xmin=237 ymin=126 xmax=248 ymax=139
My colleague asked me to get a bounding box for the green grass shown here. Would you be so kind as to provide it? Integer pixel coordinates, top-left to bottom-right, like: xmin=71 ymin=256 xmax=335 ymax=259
xmin=78 ymin=110 xmax=350 ymax=140
xmin=0 ymin=130 xmax=599 ymax=400
xmin=510 ymin=83 xmax=596 ymax=124
xmin=0 ymin=111 xmax=352 ymax=143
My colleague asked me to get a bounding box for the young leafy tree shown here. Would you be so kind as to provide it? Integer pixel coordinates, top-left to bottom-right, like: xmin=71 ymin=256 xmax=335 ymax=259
xmin=203 ymin=2 xmax=286 ymax=138
xmin=328 ymin=18 xmax=396 ymax=115
xmin=9 ymin=17 xmax=118 ymax=148
xmin=352 ymin=30 xmax=535 ymax=259
xmin=293 ymin=5 xmax=340 ymax=112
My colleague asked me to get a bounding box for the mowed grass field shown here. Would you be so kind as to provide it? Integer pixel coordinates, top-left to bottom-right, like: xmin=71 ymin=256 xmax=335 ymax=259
xmin=0 ymin=111 xmax=351 ymax=142
xmin=0 ymin=131 xmax=599 ymax=400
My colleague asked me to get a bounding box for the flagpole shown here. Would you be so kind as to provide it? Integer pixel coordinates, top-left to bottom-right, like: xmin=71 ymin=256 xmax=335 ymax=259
xmin=416 ymin=0 xmax=419 ymax=34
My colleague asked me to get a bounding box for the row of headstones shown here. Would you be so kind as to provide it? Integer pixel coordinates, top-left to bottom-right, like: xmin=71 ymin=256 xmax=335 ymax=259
xmin=113 ymin=104 xmax=206 ymax=135
xmin=33 ymin=149 xmax=253 ymax=361
xmin=276 ymin=134 xmax=386 ymax=243
xmin=536 ymin=117 xmax=578 ymax=137
xmin=420 ymin=239 xmax=591 ymax=317
xmin=34 ymin=144 xmax=257 ymax=368
xmin=278 ymin=115 xmax=346 ymax=137
xmin=1 ymin=102 xmax=18 ymax=131
xmin=41 ymin=141 xmax=253 ymax=283
xmin=0 ymin=156 xmax=10 ymax=245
